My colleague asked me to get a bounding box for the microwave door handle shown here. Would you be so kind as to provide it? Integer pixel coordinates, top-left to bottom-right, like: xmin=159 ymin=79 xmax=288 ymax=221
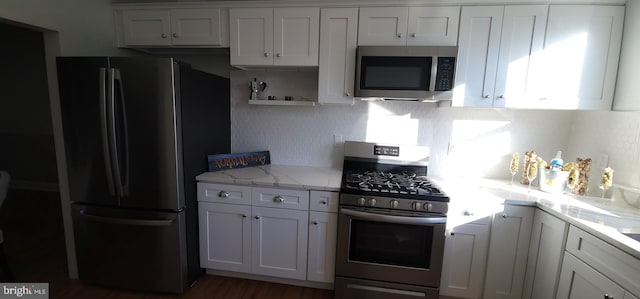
xmin=340 ymin=208 xmax=446 ymax=225
xmin=429 ymin=56 xmax=438 ymax=93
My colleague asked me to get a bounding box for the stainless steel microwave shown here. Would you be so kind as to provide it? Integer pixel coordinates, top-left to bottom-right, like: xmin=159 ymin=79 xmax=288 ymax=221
xmin=355 ymin=46 xmax=457 ymax=102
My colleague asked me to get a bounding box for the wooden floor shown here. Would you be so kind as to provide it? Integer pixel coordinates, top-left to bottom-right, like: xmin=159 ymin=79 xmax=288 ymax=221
xmin=0 ymin=189 xmax=333 ymax=299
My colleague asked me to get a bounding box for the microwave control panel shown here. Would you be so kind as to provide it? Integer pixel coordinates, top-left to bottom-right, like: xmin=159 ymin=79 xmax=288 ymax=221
xmin=435 ymin=57 xmax=455 ymax=91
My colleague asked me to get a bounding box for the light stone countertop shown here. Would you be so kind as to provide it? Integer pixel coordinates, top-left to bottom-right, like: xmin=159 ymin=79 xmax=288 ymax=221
xmin=196 ymin=165 xmax=640 ymax=258
xmin=437 ymin=178 xmax=640 ymax=259
xmin=195 ymin=164 xmax=342 ymax=191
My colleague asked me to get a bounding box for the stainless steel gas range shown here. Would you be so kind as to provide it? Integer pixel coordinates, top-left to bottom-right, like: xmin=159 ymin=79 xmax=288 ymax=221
xmin=334 ymin=141 xmax=449 ymax=299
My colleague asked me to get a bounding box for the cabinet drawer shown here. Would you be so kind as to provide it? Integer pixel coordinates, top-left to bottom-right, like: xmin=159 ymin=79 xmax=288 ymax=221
xmin=309 ymin=191 xmax=339 ymax=213
xmin=252 ymin=187 xmax=309 ymax=210
xmin=566 ymin=225 xmax=640 ymax=296
xmin=197 ymin=183 xmax=252 ymax=205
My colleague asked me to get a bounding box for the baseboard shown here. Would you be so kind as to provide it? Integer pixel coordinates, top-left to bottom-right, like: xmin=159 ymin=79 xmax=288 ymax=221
xmin=10 ymin=180 xmax=59 ymax=192
xmin=205 ymin=269 xmax=334 ymax=290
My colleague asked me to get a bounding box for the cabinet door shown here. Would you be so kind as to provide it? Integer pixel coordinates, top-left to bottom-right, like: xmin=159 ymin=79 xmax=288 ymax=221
xmin=440 ymin=223 xmax=490 ymax=299
xmin=230 ymin=8 xmax=274 ymax=66
xmin=484 ymin=205 xmax=534 ymax=299
xmin=557 ymin=253 xmax=625 ymax=299
xmin=318 ymin=8 xmax=358 ymax=105
xmin=452 ymin=6 xmax=504 ymax=107
xmin=543 ymin=5 xmax=624 ymax=110
xmin=358 ymin=7 xmax=408 ymax=46
xmin=121 ymin=10 xmax=171 ymax=46
xmin=198 ymin=202 xmax=251 ymax=273
xmin=522 ymin=208 xmax=568 ymax=299
xmin=251 ymin=206 xmax=308 ymax=280
xmin=494 ymin=5 xmax=548 ymax=109
xmin=170 ymin=9 xmax=221 ymax=46
xmin=307 ymin=211 xmax=337 ymax=283
xmin=407 ymin=6 xmax=460 ymax=46
xmin=273 ymin=7 xmax=320 ymax=66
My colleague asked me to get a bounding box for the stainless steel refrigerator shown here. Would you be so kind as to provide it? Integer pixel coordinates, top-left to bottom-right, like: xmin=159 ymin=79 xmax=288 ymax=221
xmin=56 ymin=57 xmax=230 ymax=293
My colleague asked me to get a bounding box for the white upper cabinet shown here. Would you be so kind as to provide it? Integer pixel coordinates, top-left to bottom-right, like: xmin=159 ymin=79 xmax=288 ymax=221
xmin=541 ymin=5 xmax=624 ymax=110
xmin=119 ymin=8 xmax=227 ymax=47
xmin=358 ymin=6 xmax=459 ymax=46
xmin=453 ymin=5 xmax=547 ymax=108
xmin=230 ymin=7 xmax=319 ymax=66
xmin=317 ymin=8 xmax=358 ymax=105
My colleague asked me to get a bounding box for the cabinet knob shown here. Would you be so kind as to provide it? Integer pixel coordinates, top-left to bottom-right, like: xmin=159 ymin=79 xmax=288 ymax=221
xmin=397 ymin=33 xmax=403 ymax=38
xmin=274 ymin=196 xmax=285 ymax=203
xmin=497 ymin=95 xmax=505 ymax=99
xmin=276 ymin=53 xmax=281 ymax=57
xmin=172 ymin=33 xmax=178 ymax=38
xmin=254 ymin=216 xmax=260 ymax=219
xmin=346 ymin=92 xmax=351 ymax=97
xmin=450 ymin=232 xmax=455 ymax=236
xmin=242 ymin=214 xmax=247 ymax=218
xmin=463 ymin=210 xmax=474 ymax=216
xmin=483 ymin=95 xmax=490 ymax=99
xmin=264 ymin=52 xmax=269 ymax=57
xmin=539 ymin=97 xmax=548 ymax=101
xmin=161 ymin=33 xmax=167 ymax=38
xmin=502 ymin=213 xmax=507 ymax=218
xmin=313 ymin=221 xmax=319 ymax=225
xmin=411 ymin=33 xmax=417 ymax=38
xmin=604 ymin=294 xmax=612 ymax=299
xmin=218 ymin=191 xmax=229 ymax=198
xmin=320 ymin=200 xmax=327 ymax=205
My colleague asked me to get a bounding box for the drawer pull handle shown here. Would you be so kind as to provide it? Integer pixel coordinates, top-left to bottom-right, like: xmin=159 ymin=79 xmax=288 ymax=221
xmin=218 ymin=191 xmax=229 ymax=198
xmin=274 ymin=196 xmax=285 ymax=203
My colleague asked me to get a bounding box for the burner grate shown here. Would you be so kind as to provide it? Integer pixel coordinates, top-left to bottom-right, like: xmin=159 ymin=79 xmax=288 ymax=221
xmin=343 ymin=170 xmax=444 ymax=197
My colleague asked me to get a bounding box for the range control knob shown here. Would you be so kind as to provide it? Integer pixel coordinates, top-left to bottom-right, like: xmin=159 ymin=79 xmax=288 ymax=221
xmin=424 ymin=203 xmax=433 ymax=212
xmin=412 ymin=202 xmax=421 ymax=210
xmin=368 ymin=198 xmax=377 ymax=207
xmin=389 ymin=200 xmax=399 ymax=208
xmin=358 ymin=197 xmax=366 ymax=206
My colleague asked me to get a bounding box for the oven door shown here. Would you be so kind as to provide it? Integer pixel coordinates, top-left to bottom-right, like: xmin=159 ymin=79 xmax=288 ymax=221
xmin=336 ymin=207 xmax=446 ymax=287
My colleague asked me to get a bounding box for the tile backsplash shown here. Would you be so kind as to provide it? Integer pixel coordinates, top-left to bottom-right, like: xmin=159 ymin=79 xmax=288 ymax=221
xmin=230 ymin=70 xmax=579 ymax=181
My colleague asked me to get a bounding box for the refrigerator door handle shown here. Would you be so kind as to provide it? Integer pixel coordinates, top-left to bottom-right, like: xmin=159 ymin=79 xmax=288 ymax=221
xmin=108 ymin=68 xmax=130 ymax=198
xmin=100 ymin=67 xmax=116 ymax=196
xmin=79 ymin=209 xmax=175 ymax=226
xmin=113 ymin=68 xmax=130 ymax=197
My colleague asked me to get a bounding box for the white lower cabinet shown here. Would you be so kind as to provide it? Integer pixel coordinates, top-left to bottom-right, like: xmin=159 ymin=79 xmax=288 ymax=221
xmin=522 ymin=208 xmax=568 ymax=299
xmin=307 ymin=211 xmax=337 ymax=283
xmin=557 ymin=253 xmax=625 ymax=299
xmin=199 ymin=202 xmax=252 ymax=273
xmin=251 ymin=206 xmax=308 ymax=280
xmin=198 ymin=182 xmax=338 ymax=285
xmin=440 ymin=223 xmax=490 ymax=299
xmin=483 ymin=205 xmax=534 ymax=299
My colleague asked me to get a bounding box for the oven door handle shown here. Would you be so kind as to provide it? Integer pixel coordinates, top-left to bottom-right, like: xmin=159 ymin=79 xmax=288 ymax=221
xmin=341 ymin=208 xmax=446 ymax=225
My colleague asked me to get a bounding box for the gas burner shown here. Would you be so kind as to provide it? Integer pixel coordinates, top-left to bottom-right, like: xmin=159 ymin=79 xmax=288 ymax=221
xmin=342 ymin=170 xmax=447 ymax=201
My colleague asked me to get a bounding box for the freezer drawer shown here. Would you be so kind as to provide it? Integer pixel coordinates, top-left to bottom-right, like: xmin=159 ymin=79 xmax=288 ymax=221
xmin=71 ymin=204 xmax=188 ymax=293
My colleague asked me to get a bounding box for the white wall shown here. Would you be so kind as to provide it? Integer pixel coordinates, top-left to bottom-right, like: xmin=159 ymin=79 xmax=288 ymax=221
xmin=0 ymin=0 xmax=127 ymax=56
xmin=230 ymin=70 xmax=575 ymax=180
